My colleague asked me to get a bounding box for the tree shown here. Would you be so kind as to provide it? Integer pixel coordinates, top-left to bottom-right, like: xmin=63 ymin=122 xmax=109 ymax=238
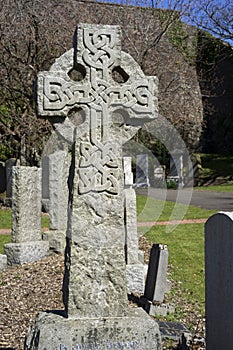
xmin=0 ymin=0 xmax=77 ymax=163
xmin=186 ymin=0 xmax=233 ymax=43
xmin=0 ymin=0 xmax=204 ymax=164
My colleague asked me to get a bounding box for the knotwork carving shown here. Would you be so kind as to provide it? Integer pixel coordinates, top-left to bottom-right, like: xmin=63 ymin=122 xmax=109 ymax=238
xmin=37 ymin=23 xmax=158 ymax=195
xmin=79 ymin=141 xmax=119 ymax=194
xmin=82 ymin=28 xmax=118 ymax=69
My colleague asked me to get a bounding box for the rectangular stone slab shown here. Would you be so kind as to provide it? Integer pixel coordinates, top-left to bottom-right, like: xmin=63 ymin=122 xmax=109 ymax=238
xmin=25 ymin=308 xmax=162 ymax=350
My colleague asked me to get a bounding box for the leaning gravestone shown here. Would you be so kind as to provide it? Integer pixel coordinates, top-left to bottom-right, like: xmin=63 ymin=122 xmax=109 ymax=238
xmin=205 ymin=212 xmax=233 ymax=350
xmin=25 ymin=23 xmax=161 ymax=349
xmin=4 ymin=166 xmax=49 ymax=265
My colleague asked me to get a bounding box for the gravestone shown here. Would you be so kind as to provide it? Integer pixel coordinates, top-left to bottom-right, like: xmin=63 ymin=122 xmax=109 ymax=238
xmin=169 ymin=149 xmax=184 ymax=188
xmin=153 ymin=165 xmax=165 ymax=188
xmin=135 ymin=154 xmax=150 ymax=187
xmin=25 ymin=23 xmax=161 ymax=349
xmin=41 ymin=155 xmax=50 ymax=211
xmin=124 ymin=187 xmax=145 ymax=294
xmin=43 ymin=150 xmax=70 ymax=253
xmin=141 ymin=244 xmax=174 ymax=317
xmin=205 ymin=212 xmax=233 ymax=350
xmin=4 ymin=166 xmax=49 ymax=265
xmin=0 ymin=161 xmax=6 ymax=193
xmin=123 ymin=156 xmax=133 ymax=187
xmin=5 ymin=158 xmax=16 ymax=199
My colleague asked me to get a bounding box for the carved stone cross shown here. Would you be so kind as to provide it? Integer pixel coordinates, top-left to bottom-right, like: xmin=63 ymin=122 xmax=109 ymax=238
xmin=37 ymin=23 xmax=158 ymax=318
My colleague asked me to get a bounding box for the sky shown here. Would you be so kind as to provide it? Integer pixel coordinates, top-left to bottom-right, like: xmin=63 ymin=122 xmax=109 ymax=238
xmin=97 ymin=0 xmax=233 ymax=44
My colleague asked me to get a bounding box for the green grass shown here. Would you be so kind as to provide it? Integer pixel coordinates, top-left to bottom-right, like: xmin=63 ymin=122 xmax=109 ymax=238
xmin=0 ymin=208 xmax=12 ymax=229
xmin=137 ymin=194 xmax=216 ymax=222
xmin=0 ymin=208 xmax=50 ymax=229
xmin=145 ymin=223 xmax=205 ymax=314
xmin=195 ymin=184 xmax=233 ymax=192
xmin=0 ymin=234 xmax=11 ymax=254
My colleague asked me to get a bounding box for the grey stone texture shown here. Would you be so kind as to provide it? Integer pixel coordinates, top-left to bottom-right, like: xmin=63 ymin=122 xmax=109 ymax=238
xmin=135 ymin=154 xmax=150 ymax=188
xmin=11 ymin=166 xmax=42 ymax=243
xmin=205 ymin=212 xmax=233 ymax=350
xmin=4 ymin=241 xmax=49 ymax=265
xmin=4 ymin=166 xmax=49 ymax=265
xmin=0 ymin=254 xmax=7 ymax=270
xmin=144 ymin=244 xmax=168 ymax=303
xmin=124 ymin=188 xmax=140 ymax=265
xmin=43 ymin=230 xmax=66 ymax=254
xmin=26 ymin=23 xmax=161 ymax=349
xmin=126 ymin=264 xmax=145 ymax=295
xmin=44 ymin=150 xmax=70 ymax=230
xmin=124 ymin=188 xmax=145 ymax=294
xmin=0 ymin=161 xmax=6 ymax=193
xmin=5 ymin=158 xmax=16 ymax=198
xmin=123 ymin=156 xmax=133 ymax=187
xmin=25 ymin=308 xmax=161 ymax=350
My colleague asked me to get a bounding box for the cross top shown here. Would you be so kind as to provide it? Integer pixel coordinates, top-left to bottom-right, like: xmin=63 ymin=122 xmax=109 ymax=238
xmin=37 ymin=23 xmax=158 ymax=195
xmin=37 ymin=23 xmax=158 ymax=122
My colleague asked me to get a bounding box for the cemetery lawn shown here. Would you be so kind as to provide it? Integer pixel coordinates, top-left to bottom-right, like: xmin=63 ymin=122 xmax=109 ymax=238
xmin=195 ymin=184 xmax=233 ymax=192
xmin=0 ymin=234 xmax=11 ymax=254
xmin=144 ymin=224 xmax=205 ymax=315
xmin=136 ymin=194 xmax=217 ymax=222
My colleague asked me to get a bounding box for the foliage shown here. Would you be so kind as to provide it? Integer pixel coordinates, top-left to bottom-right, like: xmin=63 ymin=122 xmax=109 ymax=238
xmin=200 ymin=153 xmax=233 ymax=179
xmin=158 ymin=10 xmax=198 ymax=65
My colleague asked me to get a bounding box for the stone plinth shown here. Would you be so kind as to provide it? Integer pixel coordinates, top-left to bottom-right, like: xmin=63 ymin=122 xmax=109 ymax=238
xmin=0 ymin=254 xmax=7 ymax=270
xmin=4 ymin=166 xmax=49 ymax=266
xmin=4 ymin=241 xmax=49 ymax=265
xmin=25 ymin=308 xmax=161 ymax=350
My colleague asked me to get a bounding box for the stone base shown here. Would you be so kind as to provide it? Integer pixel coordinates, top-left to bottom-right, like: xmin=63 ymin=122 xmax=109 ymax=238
xmin=126 ymin=264 xmax=145 ymax=295
xmin=0 ymin=254 xmax=7 ymax=270
xmin=25 ymin=308 xmax=162 ymax=350
xmin=139 ymin=297 xmax=175 ymax=317
xmin=4 ymin=241 xmax=49 ymax=265
xmin=43 ymin=230 xmax=66 ymax=254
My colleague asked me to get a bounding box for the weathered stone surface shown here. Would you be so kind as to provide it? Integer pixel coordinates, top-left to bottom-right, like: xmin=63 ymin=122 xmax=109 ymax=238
xmin=11 ymin=166 xmax=42 ymax=243
xmin=25 ymin=308 xmax=162 ymax=350
xmin=126 ymin=264 xmax=145 ymax=294
xmin=0 ymin=254 xmax=7 ymax=270
xmin=63 ymin=246 xmax=127 ymax=318
xmin=123 ymin=156 xmax=133 ymax=187
xmin=144 ymin=244 xmax=168 ymax=303
xmin=4 ymin=241 xmax=49 ymax=265
xmin=5 ymin=158 xmax=16 ymax=198
xmin=48 ymin=150 xmax=70 ymax=230
xmin=43 ymin=230 xmax=66 ymax=254
xmin=124 ymin=188 xmax=139 ymax=265
xmin=124 ymin=188 xmax=145 ymax=294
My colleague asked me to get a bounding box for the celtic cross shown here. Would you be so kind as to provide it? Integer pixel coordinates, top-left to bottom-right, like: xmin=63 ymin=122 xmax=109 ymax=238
xmin=37 ymin=23 xmax=158 ymax=318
